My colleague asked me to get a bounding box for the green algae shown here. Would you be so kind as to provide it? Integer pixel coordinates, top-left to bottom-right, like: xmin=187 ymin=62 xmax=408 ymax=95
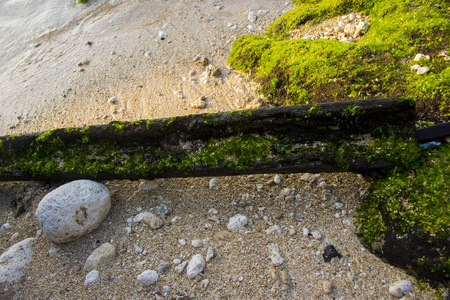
xmin=228 ymin=0 xmax=450 ymax=117
xmin=0 ymin=126 xmax=409 ymax=178
xmin=356 ymin=143 xmax=450 ymax=287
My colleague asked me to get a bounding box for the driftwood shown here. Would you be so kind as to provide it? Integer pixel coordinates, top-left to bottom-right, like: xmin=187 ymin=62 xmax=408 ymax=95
xmin=0 ymin=98 xmax=417 ymax=181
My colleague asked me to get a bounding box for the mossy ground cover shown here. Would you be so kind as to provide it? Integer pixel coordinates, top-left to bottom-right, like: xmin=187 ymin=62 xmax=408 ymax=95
xmin=228 ymin=0 xmax=450 ymax=120
xmin=229 ymin=0 xmax=450 ymax=292
xmin=356 ymin=144 xmax=450 ymax=292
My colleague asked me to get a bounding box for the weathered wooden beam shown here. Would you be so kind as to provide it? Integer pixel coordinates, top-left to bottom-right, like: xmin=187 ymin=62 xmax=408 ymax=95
xmin=416 ymin=122 xmax=450 ymax=143
xmin=0 ymin=98 xmax=417 ymax=181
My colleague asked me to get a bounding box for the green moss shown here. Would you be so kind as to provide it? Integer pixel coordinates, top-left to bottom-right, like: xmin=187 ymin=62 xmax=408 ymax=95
xmin=161 ymin=117 xmax=177 ymax=130
xmin=366 ymin=128 xmax=423 ymax=169
xmin=110 ymin=122 xmax=129 ymax=133
xmin=131 ymin=120 xmax=144 ymax=126
xmin=35 ymin=130 xmax=56 ymax=144
xmin=356 ymin=143 xmax=450 ymax=286
xmin=228 ymin=0 xmax=450 ymax=117
xmin=66 ymin=127 xmax=77 ymax=134
xmin=306 ymin=103 xmax=321 ymax=118
xmin=204 ymin=114 xmax=212 ymax=125
xmin=146 ymin=120 xmax=156 ymax=129
xmin=80 ymin=126 xmax=90 ymax=135
xmin=77 ymin=0 xmax=88 ymax=3
xmin=239 ymin=110 xmax=253 ymax=117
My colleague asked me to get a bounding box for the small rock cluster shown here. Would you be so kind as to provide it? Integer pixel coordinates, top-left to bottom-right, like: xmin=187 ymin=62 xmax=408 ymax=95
xmin=410 ymin=53 xmax=432 ymax=75
xmin=290 ymin=12 xmax=370 ymax=43
xmin=187 ymin=55 xmax=223 ymax=110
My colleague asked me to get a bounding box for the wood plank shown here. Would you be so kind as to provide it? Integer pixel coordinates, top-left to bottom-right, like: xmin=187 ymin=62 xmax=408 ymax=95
xmin=416 ymin=122 xmax=450 ymax=143
xmin=0 ymin=98 xmax=416 ymax=181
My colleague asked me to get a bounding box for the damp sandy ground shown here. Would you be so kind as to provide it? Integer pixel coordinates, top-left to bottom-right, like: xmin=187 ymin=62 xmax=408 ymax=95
xmin=0 ymin=0 xmax=439 ymax=299
xmin=1 ymin=0 xmax=288 ymax=135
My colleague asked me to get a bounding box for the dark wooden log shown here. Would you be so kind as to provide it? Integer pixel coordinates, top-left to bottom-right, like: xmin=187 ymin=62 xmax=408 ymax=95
xmin=0 ymin=98 xmax=416 ymax=181
xmin=416 ymin=122 xmax=450 ymax=143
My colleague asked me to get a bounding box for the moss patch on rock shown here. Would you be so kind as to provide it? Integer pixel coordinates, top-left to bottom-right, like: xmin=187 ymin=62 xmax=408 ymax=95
xmin=228 ymin=0 xmax=450 ymax=120
xmin=355 ymin=144 xmax=450 ymax=289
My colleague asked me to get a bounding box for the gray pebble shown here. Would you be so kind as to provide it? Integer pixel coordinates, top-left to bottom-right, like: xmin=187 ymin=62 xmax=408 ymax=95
xmin=158 ymin=261 xmax=170 ymax=273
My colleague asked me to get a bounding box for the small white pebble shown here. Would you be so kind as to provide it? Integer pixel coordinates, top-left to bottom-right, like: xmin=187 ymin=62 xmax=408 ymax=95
xmin=191 ymin=239 xmax=203 ymax=248
xmin=273 ymin=175 xmax=282 ymax=184
xmin=389 ymin=280 xmax=414 ymax=298
xmin=137 ymin=270 xmax=159 ymax=286
xmin=179 ymin=239 xmax=186 ymax=245
xmin=135 ymin=245 xmax=143 ymax=253
xmin=312 ymin=230 xmax=323 ymax=240
xmin=84 ymin=270 xmax=99 ymax=287
xmin=417 ymin=66 xmax=430 ymax=75
xmin=302 ymin=227 xmax=310 ymax=236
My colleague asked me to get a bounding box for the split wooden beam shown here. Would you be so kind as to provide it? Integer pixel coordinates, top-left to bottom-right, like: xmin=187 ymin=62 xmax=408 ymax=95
xmin=0 ymin=98 xmax=417 ymax=181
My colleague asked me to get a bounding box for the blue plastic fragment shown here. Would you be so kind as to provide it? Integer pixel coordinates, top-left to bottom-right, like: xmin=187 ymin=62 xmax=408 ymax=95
xmin=420 ymin=141 xmax=441 ymax=149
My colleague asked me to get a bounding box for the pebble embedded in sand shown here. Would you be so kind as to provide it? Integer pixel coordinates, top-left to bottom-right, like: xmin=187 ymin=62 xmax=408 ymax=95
xmin=323 ymin=280 xmax=333 ymax=294
xmin=137 ymin=270 xmax=158 ymax=286
xmin=209 ymin=178 xmax=219 ymax=189
xmin=389 ymin=280 xmax=414 ymax=298
xmin=266 ymin=225 xmax=281 ymax=235
xmin=191 ymin=239 xmax=203 ymax=248
xmin=205 ymin=247 xmax=215 ymax=262
xmin=175 ymin=261 xmax=188 ymax=274
xmin=268 ymin=244 xmax=284 ymax=266
xmin=311 ymin=230 xmax=323 ymax=240
xmin=248 ymin=11 xmax=257 ymax=22
xmin=191 ymin=98 xmax=206 ymax=109
xmin=84 ymin=270 xmax=99 ymax=287
xmin=227 ymin=214 xmax=249 ymax=231
xmin=186 ymin=254 xmax=205 ymax=279
xmin=108 ymin=96 xmax=117 ymax=104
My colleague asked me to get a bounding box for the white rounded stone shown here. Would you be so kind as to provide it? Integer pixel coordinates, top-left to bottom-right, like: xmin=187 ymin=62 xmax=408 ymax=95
xmin=84 ymin=270 xmax=99 ymax=287
xmin=186 ymin=254 xmax=205 ymax=279
xmin=1 ymin=223 xmax=11 ymax=231
xmin=248 ymin=11 xmax=257 ymax=22
xmin=35 ymin=180 xmax=111 ymax=243
xmin=0 ymin=238 xmax=35 ymax=296
xmin=389 ymin=280 xmax=414 ymax=297
xmin=273 ymin=175 xmax=282 ymax=184
xmin=227 ymin=214 xmax=249 ymax=231
xmin=417 ymin=66 xmax=430 ymax=75
xmin=312 ymin=230 xmax=323 ymax=240
xmin=302 ymin=227 xmax=310 ymax=236
xmin=137 ymin=270 xmax=159 ymax=286
xmin=414 ymin=53 xmax=430 ymax=61
xmin=84 ymin=243 xmax=116 ymax=271
xmin=191 ymin=239 xmax=203 ymax=248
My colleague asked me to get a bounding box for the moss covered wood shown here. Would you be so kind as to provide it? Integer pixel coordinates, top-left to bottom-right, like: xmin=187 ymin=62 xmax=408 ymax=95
xmin=0 ymin=98 xmax=416 ymax=181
